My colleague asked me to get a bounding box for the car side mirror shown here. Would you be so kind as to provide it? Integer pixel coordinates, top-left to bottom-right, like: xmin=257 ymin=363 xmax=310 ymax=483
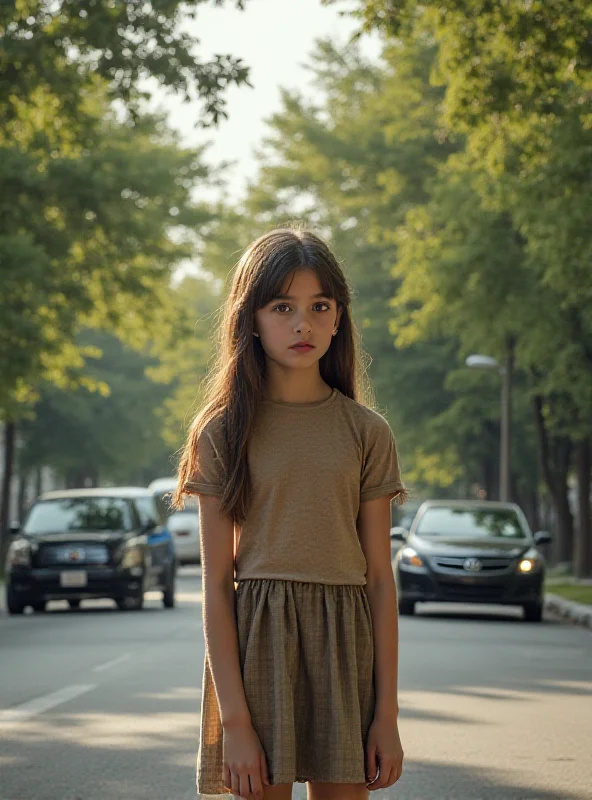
xmin=534 ymin=530 xmax=551 ymax=545
xmin=390 ymin=526 xmax=408 ymax=542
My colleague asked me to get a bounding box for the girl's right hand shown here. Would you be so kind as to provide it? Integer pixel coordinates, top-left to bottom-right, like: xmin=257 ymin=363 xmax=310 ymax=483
xmin=222 ymin=721 xmax=270 ymax=799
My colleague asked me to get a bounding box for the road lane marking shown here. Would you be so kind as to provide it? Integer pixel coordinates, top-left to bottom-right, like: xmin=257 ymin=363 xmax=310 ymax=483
xmin=0 ymin=684 xmax=96 ymax=726
xmin=92 ymin=653 xmax=131 ymax=673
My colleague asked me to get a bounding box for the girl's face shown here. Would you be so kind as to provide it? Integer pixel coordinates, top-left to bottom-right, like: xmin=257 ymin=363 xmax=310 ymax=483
xmin=254 ymin=268 xmax=342 ymax=371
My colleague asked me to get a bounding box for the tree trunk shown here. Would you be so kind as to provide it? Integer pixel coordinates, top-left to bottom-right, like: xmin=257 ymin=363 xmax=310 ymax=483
xmin=483 ymin=453 xmax=496 ymax=500
xmin=0 ymin=421 xmax=16 ymax=568
xmin=574 ymin=438 xmax=591 ymax=578
xmin=17 ymin=471 xmax=28 ymax=523
xmin=532 ymin=395 xmax=573 ymax=566
xmin=35 ymin=465 xmax=43 ymax=498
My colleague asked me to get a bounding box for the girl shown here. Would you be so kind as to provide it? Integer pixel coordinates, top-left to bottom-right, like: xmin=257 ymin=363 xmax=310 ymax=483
xmin=175 ymin=227 xmax=408 ymax=800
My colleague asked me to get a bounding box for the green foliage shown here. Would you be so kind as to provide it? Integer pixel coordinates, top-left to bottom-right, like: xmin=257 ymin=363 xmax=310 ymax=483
xmin=19 ymin=330 xmax=173 ymax=485
xmin=0 ymin=97 xmax=214 ymax=417
xmin=1 ymin=1 xmax=251 ymax=127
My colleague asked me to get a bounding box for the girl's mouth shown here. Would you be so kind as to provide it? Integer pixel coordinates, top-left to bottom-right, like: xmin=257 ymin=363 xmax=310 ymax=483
xmin=290 ymin=343 xmax=315 ymax=353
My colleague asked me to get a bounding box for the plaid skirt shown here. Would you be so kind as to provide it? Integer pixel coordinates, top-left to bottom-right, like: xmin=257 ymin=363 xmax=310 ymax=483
xmin=197 ymin=579 xmax=376 ymax=797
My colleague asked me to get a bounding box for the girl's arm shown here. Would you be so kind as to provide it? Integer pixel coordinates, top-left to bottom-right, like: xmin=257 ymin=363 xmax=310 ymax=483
xmin=198 ymin=494 xmax=251 ymax=725
xmin=358 ymin=494 xmax=404 ymax=789
xmin=198 ymin=494 xmax=270 ymax=798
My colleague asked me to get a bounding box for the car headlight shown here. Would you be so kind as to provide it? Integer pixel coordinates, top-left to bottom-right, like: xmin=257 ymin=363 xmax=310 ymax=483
xmin=121 ymin=546 xmax=143 ymax=569
xmin=7 ymin=539 xmax=32 ymax=568
xmin=517 ymin=547 xmax=542 ymax=574
xmin=400 ymin=546 xmax=426 ymax=568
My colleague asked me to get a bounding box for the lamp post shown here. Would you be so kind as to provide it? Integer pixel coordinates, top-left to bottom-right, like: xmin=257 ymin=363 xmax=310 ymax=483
xmin=465 ymin=344 xmax=514 ymax=502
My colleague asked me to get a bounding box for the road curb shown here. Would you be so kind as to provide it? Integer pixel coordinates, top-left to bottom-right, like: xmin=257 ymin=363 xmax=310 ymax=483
xmin=544 ymin=592 xmax=592 ymax=629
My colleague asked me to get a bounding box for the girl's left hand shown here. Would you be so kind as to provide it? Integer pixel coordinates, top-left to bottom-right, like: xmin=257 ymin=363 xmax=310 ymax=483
xmin=365 ymin=715 xmax=404 ymax=791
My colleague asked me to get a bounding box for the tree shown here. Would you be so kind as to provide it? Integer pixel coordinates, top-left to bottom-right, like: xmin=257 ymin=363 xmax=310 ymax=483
xmin=0 ymin=1 xmax=254 ymax=559
xmin=341 ymin=0 xmax=592 ymax=572
xmin=1 ymin=1 xmax=251 ymax=127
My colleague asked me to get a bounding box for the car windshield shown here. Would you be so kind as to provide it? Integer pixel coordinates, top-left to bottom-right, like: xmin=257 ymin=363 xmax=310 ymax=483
xmin=415 ymin=507 xmax=528 ymax=539
xmin=23 ymin=497 xmax=133 ymax=535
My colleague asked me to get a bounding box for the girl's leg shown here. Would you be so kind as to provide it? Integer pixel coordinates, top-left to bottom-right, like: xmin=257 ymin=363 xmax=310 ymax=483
xmin=307 ymin=782 xmax=369 ymax=800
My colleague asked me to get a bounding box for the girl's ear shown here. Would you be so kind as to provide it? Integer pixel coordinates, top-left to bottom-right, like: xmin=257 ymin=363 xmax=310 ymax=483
xmin=334 ymin=306 xmax=343 ymax=330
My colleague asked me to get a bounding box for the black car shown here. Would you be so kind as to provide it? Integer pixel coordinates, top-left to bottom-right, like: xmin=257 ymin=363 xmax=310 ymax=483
xmin=392 ymin=500 xmax=552 ymax=622
xmin=5 ymin=487 xmax=177 ymax=614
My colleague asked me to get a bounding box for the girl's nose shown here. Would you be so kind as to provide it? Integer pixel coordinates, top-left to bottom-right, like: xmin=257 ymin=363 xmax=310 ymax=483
xmin=294 ymin=317 xmax=312 ymax=334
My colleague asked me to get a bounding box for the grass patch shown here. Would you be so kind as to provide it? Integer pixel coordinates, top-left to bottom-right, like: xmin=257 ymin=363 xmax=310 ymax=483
xmin=545 ymin=583 xmax=592 ymax=605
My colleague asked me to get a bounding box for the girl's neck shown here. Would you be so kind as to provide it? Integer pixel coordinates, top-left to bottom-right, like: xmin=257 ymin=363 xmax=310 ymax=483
xmin=264 ymin=366 xmax=332 ymax=405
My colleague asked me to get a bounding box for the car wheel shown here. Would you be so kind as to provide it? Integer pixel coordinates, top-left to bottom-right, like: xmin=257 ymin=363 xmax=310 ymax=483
xmin=163 ymin=567 xmax=176 ymax=609
xmin=398 ymin=599 xmax=416 ymax=616
xmin=31 ymin=601 xmax=47 ymax=613
xmin=6 ymin=587 xmax=25 ymax=615
xmin=116 ymin=593 xmax=144 ymax=611
xmin=523 ymin=601 xmax=543 ymax=622
xmin=68 ymin=599 xmax=81 ymax=610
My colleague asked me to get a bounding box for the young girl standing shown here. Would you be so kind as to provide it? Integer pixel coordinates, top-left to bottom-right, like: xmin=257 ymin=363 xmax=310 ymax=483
xmin=175 ymin=228 xmax=408 ymax=800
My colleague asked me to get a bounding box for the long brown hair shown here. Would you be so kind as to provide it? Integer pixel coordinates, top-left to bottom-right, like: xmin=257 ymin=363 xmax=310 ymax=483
xmin=173 ymin=226 xmax=372 ymax=521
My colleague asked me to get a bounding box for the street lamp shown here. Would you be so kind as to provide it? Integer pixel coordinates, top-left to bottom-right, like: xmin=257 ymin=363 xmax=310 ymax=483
xmin=465 ymin=351 xmax=513 ymax=502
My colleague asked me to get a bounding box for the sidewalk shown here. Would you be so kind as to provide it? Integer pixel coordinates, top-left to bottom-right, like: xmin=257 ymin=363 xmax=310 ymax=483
xmin=544 ymin=592 xmax=592 ymax=629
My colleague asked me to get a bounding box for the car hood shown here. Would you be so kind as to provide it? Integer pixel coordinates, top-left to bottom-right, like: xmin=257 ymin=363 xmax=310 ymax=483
xmin=21 ymin=531 xmax=129 ymax=545
xmin=410 ymin=535 xmax=532 ymax=557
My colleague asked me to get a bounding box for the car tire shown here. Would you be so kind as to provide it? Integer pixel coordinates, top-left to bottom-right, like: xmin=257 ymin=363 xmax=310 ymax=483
xmin=31 ymin=601 xmax=47 ymax=613
xmin=116 ymin=593 xmax=144 ymax=611
xmin=163 ymin=567 xmax=176 ymax=609
xmin=398 ymin=598 xmax=416 ymax=616
xmin=68 ymin=599 xmax=81 ymax=610
xmin=6 ymin=587 xmax=25 ymax=615
xmin=523 ymin=601 xmax=543 ymax=622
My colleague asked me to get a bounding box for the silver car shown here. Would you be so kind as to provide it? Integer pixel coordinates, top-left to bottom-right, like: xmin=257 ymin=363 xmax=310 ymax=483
xmin=149 ymin=478 xmax=200 ymax=565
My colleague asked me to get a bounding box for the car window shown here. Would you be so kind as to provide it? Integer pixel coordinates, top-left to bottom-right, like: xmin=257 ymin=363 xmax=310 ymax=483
xmin=135 ymin=496 xmax=161 ymax=527
xmin=23 ymin=498 xmax=133 ymax=535
xmin=415 ymin=507 xmax=528 ymax=539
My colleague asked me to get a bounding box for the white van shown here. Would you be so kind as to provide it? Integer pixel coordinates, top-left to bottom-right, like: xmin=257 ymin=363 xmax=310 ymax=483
xmin=148 ymin=478 xmax=200 ymax=565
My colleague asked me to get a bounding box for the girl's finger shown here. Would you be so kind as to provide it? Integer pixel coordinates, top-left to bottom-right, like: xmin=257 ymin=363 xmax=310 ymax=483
xmin=249 ymin=769 xmax=264 ymax=799
xmin=373 ymin=760 xmax=392 ymax=790
xmin=239 ymin=771 xmax=251 ymax=799
xmin=382 ymin=764 xmax=396 ymax=788
xmin=223 ymin=765 xmax=232 ymax=792
xmin=230 ymin=770 xmax=240 ymax=797
xmin=260 ymin=752 xmax=271 ymax=786
xmin=366 ymin=747 xmax=378 ymax=783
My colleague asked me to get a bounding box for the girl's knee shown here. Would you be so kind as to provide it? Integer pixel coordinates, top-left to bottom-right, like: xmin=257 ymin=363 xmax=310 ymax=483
xmin=307 ymin=782 xmax=369 ymax=800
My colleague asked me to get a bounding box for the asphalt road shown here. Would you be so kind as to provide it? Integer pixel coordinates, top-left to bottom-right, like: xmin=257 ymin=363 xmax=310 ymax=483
xmin=0 ymin=568 xmax=590 ymax=800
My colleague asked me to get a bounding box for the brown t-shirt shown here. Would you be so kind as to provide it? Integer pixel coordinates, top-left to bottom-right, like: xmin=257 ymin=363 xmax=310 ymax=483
xmin=183 ymin=388 xmax=407 ymax=585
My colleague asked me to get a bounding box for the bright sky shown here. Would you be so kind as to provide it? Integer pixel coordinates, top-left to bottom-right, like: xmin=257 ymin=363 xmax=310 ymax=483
xmin=158 ymin=0 xmax=381 ymax=203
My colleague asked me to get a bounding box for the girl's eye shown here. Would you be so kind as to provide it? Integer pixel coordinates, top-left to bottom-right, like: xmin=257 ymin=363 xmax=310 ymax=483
xmin=273 ymin=303 xmax=291 ymax=313
xmin=314 ymin=302 xmax=330 ymax=312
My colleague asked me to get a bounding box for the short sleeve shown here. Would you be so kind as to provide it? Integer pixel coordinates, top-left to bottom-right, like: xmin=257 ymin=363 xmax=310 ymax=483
xmin=360 ymin=414 xmax=408 ymax=504
xmin=183 ymin=419 xmax=225 ymax=498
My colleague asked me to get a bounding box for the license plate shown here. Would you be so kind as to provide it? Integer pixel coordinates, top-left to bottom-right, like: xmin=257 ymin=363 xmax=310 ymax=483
xmin=60 ymin=570 xmax=87 ymax=588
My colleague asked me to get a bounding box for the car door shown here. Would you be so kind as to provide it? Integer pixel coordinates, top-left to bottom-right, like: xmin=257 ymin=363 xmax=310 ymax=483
xmin=134 ymin=496 xmax=171 ymax=588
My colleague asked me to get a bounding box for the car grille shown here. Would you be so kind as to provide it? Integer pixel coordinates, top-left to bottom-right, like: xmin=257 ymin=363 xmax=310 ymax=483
xmin=37 ymin=544 xmax=110 ymax=566
xmin=438 ymin=582 xmax=506 ymax=602
xmin=432 ymin=556 xmax=514 ymax=573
